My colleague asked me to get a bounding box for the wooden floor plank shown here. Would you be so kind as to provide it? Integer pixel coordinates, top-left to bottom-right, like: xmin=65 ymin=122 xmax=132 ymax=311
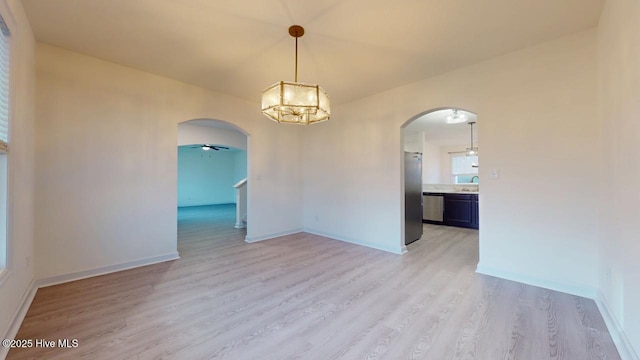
xmin=7 ymin=204 xmax=621 ymax=360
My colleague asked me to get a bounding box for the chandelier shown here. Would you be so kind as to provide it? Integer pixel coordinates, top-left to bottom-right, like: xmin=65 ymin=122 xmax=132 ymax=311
xmin=261 ymin=25 xmax=330 ymax=125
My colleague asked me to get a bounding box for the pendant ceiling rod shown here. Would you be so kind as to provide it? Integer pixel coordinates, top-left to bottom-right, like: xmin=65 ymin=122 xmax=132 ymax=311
xmin=470 ymin=121 xmax=474 ymax=147
xmin=261 ymin=25 xmax=330 ymax=125
xmin=289 ymin=25 xmax=304 ymax=83
xmin=466 ymin=121 xmax=478 ymax=156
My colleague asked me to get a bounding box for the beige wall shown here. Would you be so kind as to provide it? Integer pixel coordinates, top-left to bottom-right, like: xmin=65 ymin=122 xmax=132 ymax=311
xmin=402 ymin=131 xmax=422 ymax=153
xmin=598 ymin=0 xmax=640 ymax=357
xmin=303 ymin=29 xmax=601 ymax=293
xmin=34 ymin=43 xmax=303 ymax=280
xmin=5 ymin=3 xmax=637 ymax=357
xmin=421 ymin=139 xmax=441 ymax=184
xmin=0 ymin=0 xmax=35 ymax=354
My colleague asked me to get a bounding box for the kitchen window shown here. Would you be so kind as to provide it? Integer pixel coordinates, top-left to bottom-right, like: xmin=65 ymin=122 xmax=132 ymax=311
xmin=451 ymin=154 xmax=478 ymax=184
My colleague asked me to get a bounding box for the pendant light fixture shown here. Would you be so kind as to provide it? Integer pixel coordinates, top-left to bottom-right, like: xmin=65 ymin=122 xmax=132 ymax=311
xmin=261 ymin=25 xmax=330 ymax=125
xmin=466 ymin=121 xmax=478 ymax=156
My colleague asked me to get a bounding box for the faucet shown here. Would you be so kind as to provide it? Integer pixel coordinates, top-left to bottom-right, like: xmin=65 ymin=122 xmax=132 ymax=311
xmin=470 ymin=176 xmax=479 ymax=183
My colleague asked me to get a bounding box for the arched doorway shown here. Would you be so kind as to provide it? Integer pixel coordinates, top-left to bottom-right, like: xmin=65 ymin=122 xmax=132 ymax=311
xmin=177 ymin=119 xmax=250 ymax=243
xmin=401 ymin=108 xmax=479 ymax=250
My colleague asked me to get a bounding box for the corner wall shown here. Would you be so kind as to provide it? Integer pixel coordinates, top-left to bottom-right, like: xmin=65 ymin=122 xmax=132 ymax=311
xmin=0 ymin=0 xmax=36 ymax=354
xmin=597 ymin=0 xmax=640 ymax=358
xmin=34 ymin=43 xmax=303 ymax=280
xmin=303 ymin=29 xmax=601 ymax=293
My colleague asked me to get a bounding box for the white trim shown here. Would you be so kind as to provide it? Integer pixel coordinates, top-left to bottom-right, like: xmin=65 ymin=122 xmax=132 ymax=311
xmin=596 ymin=291 xmax=639 ymax=360
xmin=303 ymin=227 xmax=405 ymax=255
xmin=232 ymin=178 xmax=247 ymax=188
xmin=1 ymin=253 xmax=181 ymax=359
xmin=475 ymin=263 xmax=597 ymax=299
xmin=36 ymin=252 xmax=180 ymax=288
xmin=475 ymin=265 xmax=639 ymax=359
xmin=0 ymin=280 xmax=36 ymax=360
xmin=244 ymin=228 xmax=302 ymax=243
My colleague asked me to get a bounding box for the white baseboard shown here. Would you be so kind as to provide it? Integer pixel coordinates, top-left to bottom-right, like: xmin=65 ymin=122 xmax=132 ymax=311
xmin=474 ymin=265 xmax=639 ymax=359
xmin=1 ymin=280 xmax=37 ymax=360
xmin=1 ymin=253 xmax=180 ymax=359
xmin=596 ymin=292 xmax=639 ymax=360
xmin=475 ymin=264 xmax=597 ymax=299
xmin=36 ymin=252 xmax=180 ymax=288
xmin=303 ymin=227 xmax=404 ymax=255
xmin=177 ymin=202 xmax=235 ymax=208
xmin=244 ymin=229 xmax=303 ymax=243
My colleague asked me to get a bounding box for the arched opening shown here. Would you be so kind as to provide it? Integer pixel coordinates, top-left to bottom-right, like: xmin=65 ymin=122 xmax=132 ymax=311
xmin=177 ymin=119 xmax=250 ymax=248
xmin=401 ymin=107 xmax=479 ymax=253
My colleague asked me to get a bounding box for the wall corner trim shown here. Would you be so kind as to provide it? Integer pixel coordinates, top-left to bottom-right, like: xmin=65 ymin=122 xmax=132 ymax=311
xmin=244 ymin=229 xmax=303 ymax=243
xmin=35 ymin=252 xmax=181 ymax=288
xmin=1 ymin=280 xmax=37 ymax=359
xmin=1 ymin=253 xmax=180 ymax=358
xmin=475 ymin=264 xmax=597 ymax=299
xmin=596 ymin=292 xmax=640 ymax=360
xmin=303 ymin=227 xmax=404 ymax=255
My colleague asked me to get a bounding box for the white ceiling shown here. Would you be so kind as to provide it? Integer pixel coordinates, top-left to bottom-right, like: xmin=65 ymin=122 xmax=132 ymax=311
xmin=405 ymin=109 xmax=478 ymax=147
xmin=22 ymin=0 xmax=604 ymax=106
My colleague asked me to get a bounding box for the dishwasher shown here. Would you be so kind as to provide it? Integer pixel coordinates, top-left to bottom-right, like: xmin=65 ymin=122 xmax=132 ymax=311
xmin=422 ymin=193 xmax=444 ymax=223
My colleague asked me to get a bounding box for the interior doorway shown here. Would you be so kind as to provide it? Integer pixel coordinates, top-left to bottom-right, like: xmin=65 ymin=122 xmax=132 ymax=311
xmin=401 ymin=108 xmax=479 ymax=250
xmin=177 ymin=119 xmax=249 ymax=237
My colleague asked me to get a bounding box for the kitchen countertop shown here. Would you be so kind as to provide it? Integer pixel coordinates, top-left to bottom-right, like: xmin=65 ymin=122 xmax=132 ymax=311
xmin=423 ymin=190 xmax=479 ymax=194
xmin=422 ymin=183 xmax=479 ymax=195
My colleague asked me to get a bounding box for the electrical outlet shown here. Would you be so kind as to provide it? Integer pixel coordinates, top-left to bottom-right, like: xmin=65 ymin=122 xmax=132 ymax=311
xmin=605 ymin=267 xmax=612 ymax=284
xmin=488 ymin=169 xmax=500 ymax=179
xmin=25 ymin=256 xmax=31 ymax=268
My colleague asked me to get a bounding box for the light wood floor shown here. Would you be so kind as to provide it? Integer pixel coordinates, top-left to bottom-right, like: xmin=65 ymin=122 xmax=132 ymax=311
xmin=8 ymin=204 xmax=620 ymax=359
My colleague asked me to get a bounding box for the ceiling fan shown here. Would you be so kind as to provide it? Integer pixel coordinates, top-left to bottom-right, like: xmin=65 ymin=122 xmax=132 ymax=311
xmin=190 ymin=144 xmax=229 ymax=151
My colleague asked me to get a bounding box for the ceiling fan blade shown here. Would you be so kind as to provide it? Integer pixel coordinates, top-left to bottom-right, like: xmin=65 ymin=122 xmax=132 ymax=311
xmin=188 ymin=144 xmax=229 ymax=150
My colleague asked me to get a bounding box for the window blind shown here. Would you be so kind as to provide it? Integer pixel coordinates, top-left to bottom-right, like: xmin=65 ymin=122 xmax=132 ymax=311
xmin=0 ymin=13 xmax=9 ymax=152
xmin=451 ymin=154 xmax=478 ymax=175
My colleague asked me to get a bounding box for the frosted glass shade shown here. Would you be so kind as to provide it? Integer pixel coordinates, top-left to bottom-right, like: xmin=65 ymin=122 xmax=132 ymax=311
xmin=261 ymin=81 xmax=330 ymax=125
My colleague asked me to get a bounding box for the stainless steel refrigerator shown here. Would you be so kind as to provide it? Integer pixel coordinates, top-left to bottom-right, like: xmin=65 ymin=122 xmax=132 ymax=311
xmin=404 ymin=152 xmax=423 ymax=245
